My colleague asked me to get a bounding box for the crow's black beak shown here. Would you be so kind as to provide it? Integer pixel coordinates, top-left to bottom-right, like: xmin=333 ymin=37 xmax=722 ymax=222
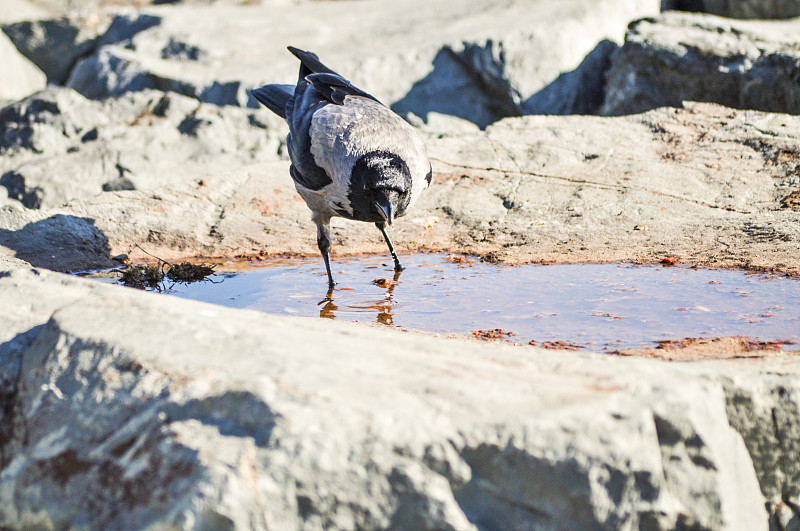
xmin=373 ymin=193 xmax=395 ymax=225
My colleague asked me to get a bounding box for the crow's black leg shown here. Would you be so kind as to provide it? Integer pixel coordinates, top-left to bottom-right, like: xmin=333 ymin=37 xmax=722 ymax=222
xmin=316 ymin=216 xmax=335 ymax=287
xmin=321 ymin=250 xmax=335 ymax=287
xmin=376 ymin=222 xmax=403 ymax=271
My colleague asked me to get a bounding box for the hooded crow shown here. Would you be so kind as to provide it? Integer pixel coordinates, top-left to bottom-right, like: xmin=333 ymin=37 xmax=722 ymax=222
xmin=250 ymin=46 xmax=431 ymax=287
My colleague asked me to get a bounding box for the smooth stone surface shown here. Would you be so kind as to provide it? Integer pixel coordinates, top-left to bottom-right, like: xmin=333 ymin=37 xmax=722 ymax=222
xmin=2 ymin=265 xmax=794 ymax=529
xmin=0 ymin=30 xmax=45 ymax=102
xmin=601 ymin=12 xmax=800 ymax=116
xmin=0 ymin=0 xmax=51 ymax=23
xmin=65 ymin=0 xmax=660 ymax=126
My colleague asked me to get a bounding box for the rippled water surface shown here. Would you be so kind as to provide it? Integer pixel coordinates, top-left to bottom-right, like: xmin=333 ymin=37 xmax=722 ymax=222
xmin=101 ymin=253 xmax=800 ymax=351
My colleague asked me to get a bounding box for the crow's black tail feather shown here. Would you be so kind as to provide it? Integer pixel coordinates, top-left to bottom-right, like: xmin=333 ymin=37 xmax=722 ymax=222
xmin=287 ymin=46 xmax=340 ymax=80
xmin=249 ymin=84 xmax=294 ymax=118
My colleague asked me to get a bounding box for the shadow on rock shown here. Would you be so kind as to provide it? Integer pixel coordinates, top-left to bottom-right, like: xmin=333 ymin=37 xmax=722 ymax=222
xmin=661 ymin=0 xmax=705 ymax=12
xmin=522 ymin=39 xmax=617 ymax=116
xmin=0 ymin=323 xmax=45 ymax=467
xmin=393 ymin=38 xmax=619 ymax=128
xmin=662 ymin=0 xmax=800 ymax=19
xmin=392 ymin=43 xmax=519 ymax=130
xmin=0 ymin=171 xmax=42 ymax=209
xmin=600 ymin=13 xmax=800 ymax=116
xmin=0 ymin=214 xmax=114 ymax=272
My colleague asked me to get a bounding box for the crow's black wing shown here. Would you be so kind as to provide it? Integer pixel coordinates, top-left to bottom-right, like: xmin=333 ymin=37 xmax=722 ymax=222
xmin=287 ymin=46 xmax=381 ymax=105
xmin=307 ymin=72 xmax=381 ymax=106
xmin=285 ymin=81 xmax=333 ymax=191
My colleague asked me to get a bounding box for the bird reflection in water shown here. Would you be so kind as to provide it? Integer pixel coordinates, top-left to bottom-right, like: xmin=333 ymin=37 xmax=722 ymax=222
xmin=318 ymin=269 xmax=402 ymax=324
xmin=318 ymin=289 xmax=338 ymax=320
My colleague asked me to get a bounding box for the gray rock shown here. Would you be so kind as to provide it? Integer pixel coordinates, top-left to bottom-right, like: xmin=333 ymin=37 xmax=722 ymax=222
xmin=0 ymin=30 xmax=45 ymax=101
xmin=0 ymin=86 xmax=286 ymax=210
xmin=601 ymin=12 xmax=800 ymax=116
xmin=2 ymin=15 xmax=112 ymax=84
xmin=66 ymin=0 xmax=660 ymax=126
xmin=723 ymin=378 xmax=800 ymax=530
xmin=0 ymin=0 xmax=51 ymax=23
xmin=2 ymin=101 xmax=798 ymax=280
xmin=0 ymin=249 xmax=29 ymax=270
xmin=662 ymin=0 xmax=800 ymax=19
xmin=0 ymin=204 xmax=115 ymax=271
xmin=391 ymin=45 xmax=520 ymax=130
xmin=2 ymin=265 xmax=793 ymax=529
xmin=521 ymin=39 xmax=618 ymax=116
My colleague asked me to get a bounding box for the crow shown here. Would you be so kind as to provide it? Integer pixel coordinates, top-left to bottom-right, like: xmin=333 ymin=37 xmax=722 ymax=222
xmin=250 ymin=46 xmax=431 ymax=287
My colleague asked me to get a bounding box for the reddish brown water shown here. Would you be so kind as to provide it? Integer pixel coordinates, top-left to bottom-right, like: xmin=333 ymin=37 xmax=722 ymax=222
xmin=96 ymin=253 xmax=800 ymax=351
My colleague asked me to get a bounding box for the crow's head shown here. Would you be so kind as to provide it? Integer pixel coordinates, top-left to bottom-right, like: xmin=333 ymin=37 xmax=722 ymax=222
xmin=349 ymin=151 xmax=412 ymax=224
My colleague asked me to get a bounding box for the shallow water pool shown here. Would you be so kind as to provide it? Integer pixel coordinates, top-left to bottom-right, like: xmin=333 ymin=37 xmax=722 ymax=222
xmin=108 ymin=253 xmax=800 ymax=351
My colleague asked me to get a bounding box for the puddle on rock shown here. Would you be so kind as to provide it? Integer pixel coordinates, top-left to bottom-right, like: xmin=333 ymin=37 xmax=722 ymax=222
xmin=89 ymin=253 xmax=800 ymax=352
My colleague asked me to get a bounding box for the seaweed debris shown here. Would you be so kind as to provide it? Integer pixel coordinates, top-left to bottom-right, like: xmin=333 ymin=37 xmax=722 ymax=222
xmin=472 ymin=329 xmax=515 ymax=340
xmin=120 ymin=264 xmax=165 ymax=290
xmin=166 ymin=262 xmax=216 ymax=282
xmin=119 ymin=245 xmax=217 ymax=290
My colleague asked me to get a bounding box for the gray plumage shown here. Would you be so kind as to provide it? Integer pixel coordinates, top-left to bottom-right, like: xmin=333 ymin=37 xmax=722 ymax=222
xmin=250 ymin=46 xmax=432 ymax=287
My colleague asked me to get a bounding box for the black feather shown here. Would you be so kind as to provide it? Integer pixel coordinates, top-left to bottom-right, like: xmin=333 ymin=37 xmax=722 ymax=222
xmin=287 ymin=46 xmax=339 ymax=79
xmin=249 ymin=84 xmax=293 ymax=119
xmin=346 ymin=151 xmax=412 ymax=222
xmin=307 ymin=73 xmax=380 ymax=105
xmin=290 ymin=160 xmax=330 ymax=192
xmin=307 ymin=72 xmax=350 ymax=87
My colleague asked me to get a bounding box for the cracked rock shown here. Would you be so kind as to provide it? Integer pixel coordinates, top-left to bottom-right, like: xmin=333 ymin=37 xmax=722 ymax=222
xmin=0 ymin=266 xmax=791 ymax=529
xmin=1 ymin=101 xmax=799 ymax=275
xmin=601 ymin=12 xmax=800 ymax=116
xmin=0 ymin=86 xmax=286 ymax=210
xmin=64 ymin=0 xmax=659 ymax=125
xmin=662 ymin=0 xmax=800 ymax=19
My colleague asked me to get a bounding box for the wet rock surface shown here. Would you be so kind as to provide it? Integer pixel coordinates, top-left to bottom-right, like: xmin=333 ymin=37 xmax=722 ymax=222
xmin=602 ymin=12 xmax=800 ymax=116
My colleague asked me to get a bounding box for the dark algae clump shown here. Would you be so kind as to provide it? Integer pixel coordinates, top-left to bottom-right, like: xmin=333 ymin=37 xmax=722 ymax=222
xmin=118 ymin=247 xmax=217 ymax=290
xmin=166 ymin=263 xmax=216 ymax=283
xmin=120 ymin=264 xmax=164 ymax=290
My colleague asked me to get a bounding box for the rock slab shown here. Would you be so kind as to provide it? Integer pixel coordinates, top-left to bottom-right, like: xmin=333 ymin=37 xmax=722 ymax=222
xmin=3 ymin=265 xmax=796 ymax=529
xmin=662 ymin=0 xmax=800 ymax=19
xmin=2 ymin=14 xmax=113 ymax=84
xmin=3 ymin=101 xmax=796 ymax=277
xmin=0 ymin=30 xmax=45 ymax=102
xmin=602 ymin=12 xmax=800 ymax=116
xmin=65 ymin=0 xmax=660 ymax=126
xmin=0 ymin=87 xmax=286 ymax=210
